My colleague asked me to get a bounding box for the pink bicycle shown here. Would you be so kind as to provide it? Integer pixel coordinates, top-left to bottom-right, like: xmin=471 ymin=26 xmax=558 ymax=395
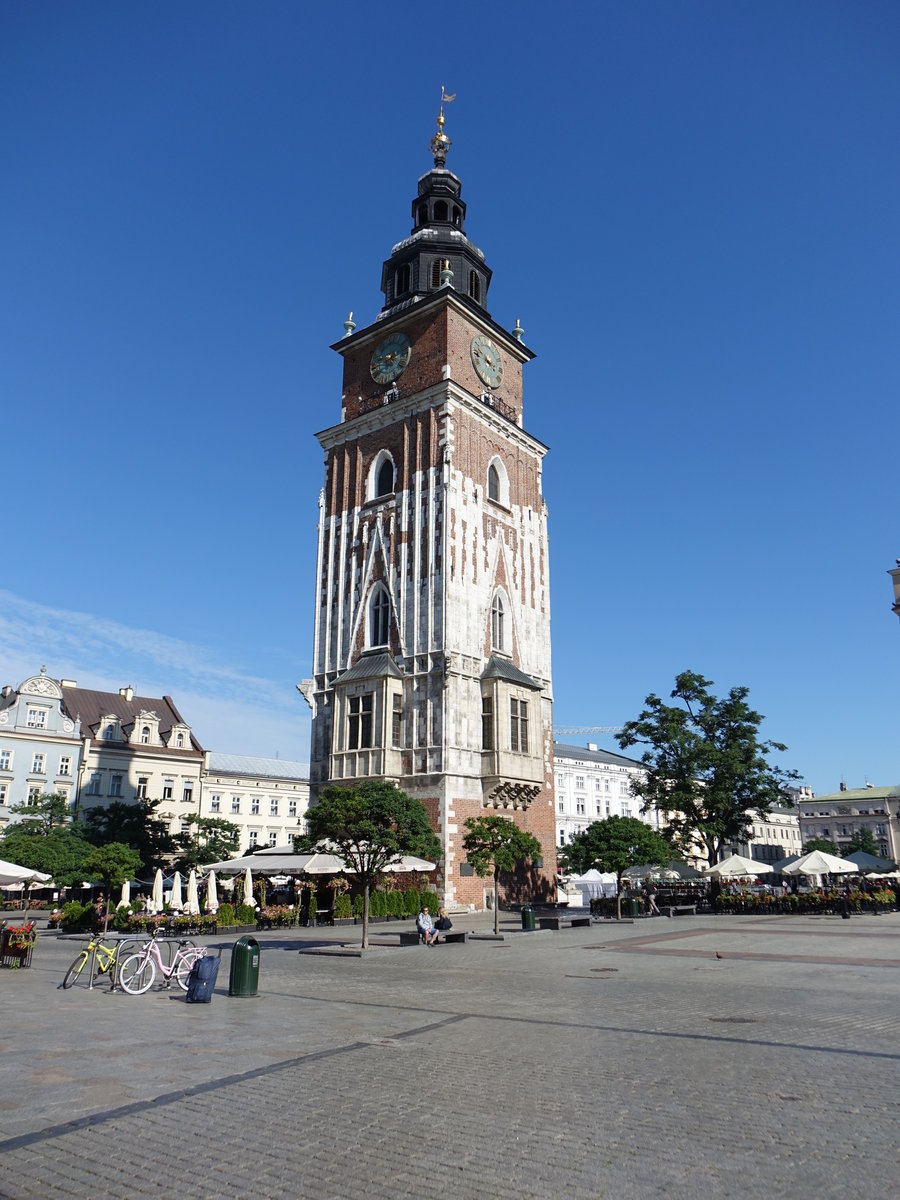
xmin=118 ymin=934 xmax=206 ymax=995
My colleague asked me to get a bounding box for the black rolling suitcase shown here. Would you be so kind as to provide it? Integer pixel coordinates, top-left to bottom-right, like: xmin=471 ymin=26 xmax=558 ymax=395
xmin=185 ymin=953 xmax=220 ymax=1003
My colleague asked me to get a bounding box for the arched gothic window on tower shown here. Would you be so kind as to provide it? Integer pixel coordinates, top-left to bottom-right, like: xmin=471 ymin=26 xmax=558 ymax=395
xmin=491 ymin=592 xmax=506 ymax=652
xmin=395 ymin=263 xmax=410 ymax=296
xmin=469 ymin=271 xmax=480 ymax=302
xmin=417 ymin=204 xmax=428 ymax=226
xmin=486 ymin=457 xmax=509 ymax=506
xmin=434 ymin=200 xmax=448 ymax=222
xmin=488 ymin=463 xmax=500 ymax=502
xmin=373 ymin=453 xmax=394 ymax=499
xmin=370 ymin=587 xmax=390 ymax=647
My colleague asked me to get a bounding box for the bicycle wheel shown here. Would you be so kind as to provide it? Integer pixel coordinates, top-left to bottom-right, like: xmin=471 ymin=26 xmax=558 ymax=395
xmin=119 ymin=952 xmax=156 ymax=995
xmin=174 ymin=949 xmax=204 ymax=991
xmin=62 ymin=952 xmax=89 ymax=989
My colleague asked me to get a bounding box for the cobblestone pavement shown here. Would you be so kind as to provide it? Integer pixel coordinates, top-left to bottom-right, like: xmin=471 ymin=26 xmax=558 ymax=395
xmin=2 ymin=912 xmax=899 ymax=1199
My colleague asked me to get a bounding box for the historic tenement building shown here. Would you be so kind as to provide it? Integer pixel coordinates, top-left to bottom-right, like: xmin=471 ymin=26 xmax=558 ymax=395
xmin=0 ymin=669 xmax=84 ymax=826
xmin=200 ymin=752 xmax=309 ymax=855
xmin=307 ymin=104 xmax=557 ymax=908
xmin=798 ymin=783 xmax=900 ymax=861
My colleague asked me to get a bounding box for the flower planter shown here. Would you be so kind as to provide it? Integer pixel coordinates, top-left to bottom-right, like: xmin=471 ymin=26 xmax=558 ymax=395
xmin=1 ymin=927 xmax=35 ymax=968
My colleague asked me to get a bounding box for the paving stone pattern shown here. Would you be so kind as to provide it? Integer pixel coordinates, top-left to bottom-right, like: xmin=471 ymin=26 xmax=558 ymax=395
xmin=1 ymin=913 xmax=899 ymax=1199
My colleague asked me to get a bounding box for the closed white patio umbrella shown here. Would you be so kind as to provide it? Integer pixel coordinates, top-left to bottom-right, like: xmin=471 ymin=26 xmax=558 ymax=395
xmin=149 ymin=868 xmax=164 ymax=914
xmin=186 ymin=870 xmax=200 ymax=916
xmin=205 ymin=870 xmax=218 ymax=913
xmin=116 ymin=880 xmax=131 ymax=909
xmin=169 ymin=871 xmax=184 ymax=911
xmin=242 ymin=865 xmax=253 ymax=908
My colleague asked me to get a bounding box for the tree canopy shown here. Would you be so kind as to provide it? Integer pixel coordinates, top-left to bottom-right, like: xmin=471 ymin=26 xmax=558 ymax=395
xmin=802 ymin=837 xmax=839 ymax=856
xmin=79 ymin=799 xmax=177 ymax=873
xmin=561 ymin=816 xmax=672 ymax=918
xmin=80 ymin=843 xmax=143 ymax=933
xmin=845 ymin=828 xmax=879 ymax=856
xmin=617 ymin=670 xmax=799 ymax=867
xmin=173 ymin=816 xmax=241 ymax=872
xmin=461 ymin=815 xmax=543 ymax=936
xmin=299 ymin=780 xmax=441 ymax=949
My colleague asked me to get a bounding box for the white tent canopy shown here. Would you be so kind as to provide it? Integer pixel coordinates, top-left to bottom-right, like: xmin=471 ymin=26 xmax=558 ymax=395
xmin=0 ymin=859 xmax=51 ymax=887
xmin=569 ymin=869 xmax=618 ymax=902
xmin=204 ymin=843 xmax=436 ymax=877
xmin=782 ymin=850 xmax=858 ymax=876
xmin=706 ymin=854 xmax=774 ymax=878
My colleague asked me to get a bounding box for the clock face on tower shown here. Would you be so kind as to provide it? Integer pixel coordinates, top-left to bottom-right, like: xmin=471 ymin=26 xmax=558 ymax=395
xmin=471 ymin=334 xmax=503 ymax=388
xmin=370 ymin=331 xmax=411 ymax=385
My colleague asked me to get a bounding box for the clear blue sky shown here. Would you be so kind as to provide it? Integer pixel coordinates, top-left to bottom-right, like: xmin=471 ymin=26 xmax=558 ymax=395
xmin=2 ymin=2 xmax=898 ymax=794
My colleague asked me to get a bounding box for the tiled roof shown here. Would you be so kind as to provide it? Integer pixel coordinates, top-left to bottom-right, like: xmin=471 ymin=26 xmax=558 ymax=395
xmin=60 ymin=686 xmax=204 ymax=753
xmin=206 ymin=753 xmax=309 ymax=781
xmin=553 ymin=742 xmax=643 ymax=769
xmin=335 ymin=651 xmax=403 ymax=685
xmin=481 ymin=656 xmax=541 ymax=690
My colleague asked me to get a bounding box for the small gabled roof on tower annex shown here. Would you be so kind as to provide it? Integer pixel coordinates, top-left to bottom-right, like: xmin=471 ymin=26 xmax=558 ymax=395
xmin=481 ymin=656 xmax=542 ymax=691
xmin=334 ymin=650 xmax=403 ymax=686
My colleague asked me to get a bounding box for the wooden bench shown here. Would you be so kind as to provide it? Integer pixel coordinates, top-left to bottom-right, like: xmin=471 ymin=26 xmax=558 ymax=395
xmin=538 ymin=916 xmax=592 ymax=931
xmin=665 ymin=904 xmax=696 ymax=918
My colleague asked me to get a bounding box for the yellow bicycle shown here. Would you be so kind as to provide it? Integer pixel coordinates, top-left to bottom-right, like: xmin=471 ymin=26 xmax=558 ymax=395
xmin=62 ymin=934 xmax=122 ymax=989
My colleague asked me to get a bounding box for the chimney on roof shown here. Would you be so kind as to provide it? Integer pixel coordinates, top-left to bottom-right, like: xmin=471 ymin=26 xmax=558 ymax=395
xmin=1 ymin=686 xmax=12 ymax=699
xmin=587 ymin=742 xmax=598 ymax=752
xmin=119 ymin=686 xmax=134 ymax=702
xmin=61 ymin=679 xmax=77 ymax=688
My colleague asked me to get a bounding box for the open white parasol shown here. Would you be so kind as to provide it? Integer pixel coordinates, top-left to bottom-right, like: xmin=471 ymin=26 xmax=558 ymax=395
xmin=707 ymin=854 xmax=774 ymax=878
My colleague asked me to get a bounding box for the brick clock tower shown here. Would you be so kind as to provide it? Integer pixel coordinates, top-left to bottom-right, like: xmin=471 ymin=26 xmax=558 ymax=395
xmin=307 ymin=102 xmax=557 ymax=908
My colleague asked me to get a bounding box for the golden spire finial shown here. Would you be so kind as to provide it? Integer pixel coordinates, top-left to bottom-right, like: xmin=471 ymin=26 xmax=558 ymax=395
xmin=430 ymin=86 xmax=455 ymax=167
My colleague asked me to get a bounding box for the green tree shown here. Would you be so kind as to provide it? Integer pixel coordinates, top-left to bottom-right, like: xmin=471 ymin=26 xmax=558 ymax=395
xmin=8 ymin=792 xmax=71 ymax=834
xmin=173 ymin=816 xmax=241 ymax=872
xmin=299 ymin=781 xmax=441 ymax=949
xmin=81 ymin=843 xmax=142 ymax=934
xmin=561 ymin=816 xmax=672 ymax=919
xmin=79 ymin=799 xmax=177 ymax=872
xmin=845 ymin=828 xmax=879 ymax=856
xmin=802 ymin=837 xmax=839 ymax=856
xmin=461 ymin=815 xmax=543 ymax=936
xmin=617 ymin=670 xmax=799 ymax=867
xmin=1 ymin=823 xmax=89 ymax=887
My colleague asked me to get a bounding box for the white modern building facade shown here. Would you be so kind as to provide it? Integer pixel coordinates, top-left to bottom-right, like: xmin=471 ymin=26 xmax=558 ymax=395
xmin=200 ymin=752 xmax=310 ymax=854
xmin=553 ymin=742 xmax=664 ymax=849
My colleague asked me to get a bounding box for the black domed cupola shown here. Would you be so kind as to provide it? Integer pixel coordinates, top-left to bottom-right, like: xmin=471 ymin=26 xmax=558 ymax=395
xmin=379 ymin=93 xmax=492 ymax=318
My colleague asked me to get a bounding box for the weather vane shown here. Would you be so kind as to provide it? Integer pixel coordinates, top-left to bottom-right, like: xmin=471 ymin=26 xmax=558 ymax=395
xmin=430 ymin=85 xmax=455 ymax=167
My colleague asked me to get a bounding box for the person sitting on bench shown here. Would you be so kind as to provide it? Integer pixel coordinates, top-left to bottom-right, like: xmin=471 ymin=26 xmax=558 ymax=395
xmin=416 ymin=905 xmax=438 ymax=945
xmin=433 ymin=907 xmax=453 ymax=941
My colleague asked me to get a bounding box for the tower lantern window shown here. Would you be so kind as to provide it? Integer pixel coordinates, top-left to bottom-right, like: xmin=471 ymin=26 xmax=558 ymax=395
xmin=434 ymin=200 xmax=448 ymax=221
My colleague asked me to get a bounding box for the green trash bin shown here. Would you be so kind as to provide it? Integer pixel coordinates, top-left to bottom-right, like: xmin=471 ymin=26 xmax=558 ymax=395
xmin=229 ymin=935 xmax=260 ymax=997
xmin=521 ymin=905 xmax=535 ymax=932
xmin=628 ymin=898 xmax=640 ymax=918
